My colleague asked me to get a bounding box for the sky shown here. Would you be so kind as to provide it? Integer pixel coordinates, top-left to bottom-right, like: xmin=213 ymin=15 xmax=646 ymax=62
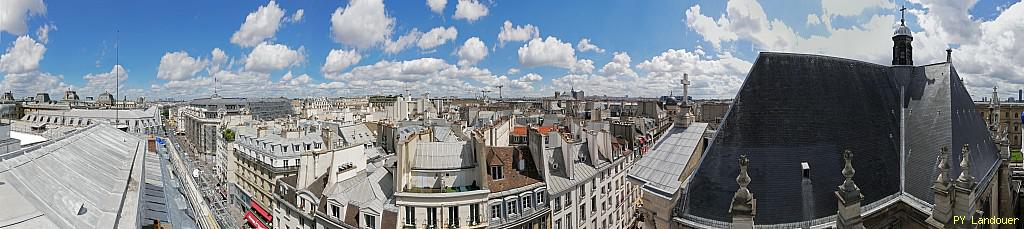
xmin=0 ymin=0 xmax=1021 ymax=100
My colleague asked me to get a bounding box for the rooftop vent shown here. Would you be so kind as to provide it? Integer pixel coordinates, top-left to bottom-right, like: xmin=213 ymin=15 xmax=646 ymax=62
xmin=77 ymin=204 xmax=88 ymax=216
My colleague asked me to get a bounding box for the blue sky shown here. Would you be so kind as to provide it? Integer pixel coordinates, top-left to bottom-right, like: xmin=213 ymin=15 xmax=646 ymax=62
xmin=1 ymin=0 xmax=1021 ymax=99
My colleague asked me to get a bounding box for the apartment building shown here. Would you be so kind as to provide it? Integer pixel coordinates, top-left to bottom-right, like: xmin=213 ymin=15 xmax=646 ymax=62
xmin=395 ymin=126 xmax=489 ymax=229
xmin=483 ymin=146 xmax=549 ymax=229
xmin=533 ymin=121 xmax=642 ymax=229
xmin=232 ymin=122 xmax=328 ymax=211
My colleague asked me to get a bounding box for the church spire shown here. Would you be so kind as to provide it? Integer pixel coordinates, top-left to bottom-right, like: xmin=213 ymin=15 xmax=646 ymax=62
xmin=892 ymin=5 xmax=914 ymax=65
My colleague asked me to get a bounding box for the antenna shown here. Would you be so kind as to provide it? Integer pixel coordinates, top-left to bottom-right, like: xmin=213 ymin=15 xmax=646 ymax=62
xmin=115 ymin=29 xmax=120 ymax=124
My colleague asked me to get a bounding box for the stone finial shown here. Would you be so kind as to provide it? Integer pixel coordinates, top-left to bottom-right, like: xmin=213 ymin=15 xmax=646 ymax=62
xmin=731 ymin=155 xmax=754 ymax=214
xmin=934 ymin=146 xmax=951 ymax=189
xmin=835 ymin=150 xmax=864 ymax=229
xmin=840 ymin=150 xmax=859 ymax=193
xmin=956 ymin=144 xmax=974 ymax=187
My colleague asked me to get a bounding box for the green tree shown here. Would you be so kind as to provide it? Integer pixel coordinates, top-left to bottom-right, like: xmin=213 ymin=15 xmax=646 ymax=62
xmin=222 ymin=128 xmax=235 ymax=142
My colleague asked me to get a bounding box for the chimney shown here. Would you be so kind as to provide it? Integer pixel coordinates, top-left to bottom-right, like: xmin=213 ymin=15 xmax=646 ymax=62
xmin=1018 ymin=89 xmax=1021 ymax=102
xmin=946 ymin=49 xmax=952 ymax=63
xmin=800 ymin=162 xmax=814 ymax=229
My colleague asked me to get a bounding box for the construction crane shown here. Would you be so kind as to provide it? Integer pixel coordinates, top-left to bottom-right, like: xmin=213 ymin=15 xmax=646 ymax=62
xmin=496 ymin=85 xmax=504 ymax=100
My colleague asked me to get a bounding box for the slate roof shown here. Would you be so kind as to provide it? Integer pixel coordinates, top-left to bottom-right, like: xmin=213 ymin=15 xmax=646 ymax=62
xmin=338 ymin=124 xmax=374 ymax=146
xmin=0 ymin=124 xmax=147 ymax=228
xmin=627 ymin=122 xmax=707 ymax=199
xmin=322 ymin=166 xmax=395 ymax=217
xmin=680 ymin=53 xmax=1001 ymax=224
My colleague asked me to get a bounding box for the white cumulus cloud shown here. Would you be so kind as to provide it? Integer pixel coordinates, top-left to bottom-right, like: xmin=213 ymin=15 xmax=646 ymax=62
xmin=157 ymin=51 xmax=207 ymax=81
xmin=0 ymin=0 xmax=46 ymax=35
xmin=454 ymin=0 xmax=488 ymax=22
xmin=244 ymin=42 xmax=304 ymax=73
xmin=80 ymin=65 xmax=129 ymax=96
xmin=517 ymin=36 xmax=577 ymax=69
xmin=577 ymin=38 xmax=605 ymax=53
xmin=457 ymin=37 xmax=488 ymax=66
xmin=322 ymin=49 xmax=362 ymax=79
xmin=230 ymin=1 xmax=286 ymax=47
xmin=427 ymin=0 xmax=447 ymax=14
xmin=384 ymin=29 xmax=422 ymax=54
xmin=418 ymin=26 xmax=458 ymax=50
xmin=497 ymin=20 xmax=540 ymax=47
xmin=331 ymin=0 xmax=395 ymax=49
xmin=0 ymin=36 xmax=46 ymax=74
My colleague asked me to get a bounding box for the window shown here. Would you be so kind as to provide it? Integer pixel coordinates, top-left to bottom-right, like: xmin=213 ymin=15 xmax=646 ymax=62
xmin=448 ymin=206 xmax=460 ymax=227
xmin=331 ymin=205 xmax=341 ymax=218
xmin=565 ymin=192 xmax=573 ymax=207
xmin=555 ymin=219 xmax=562 ymax=229
xmin=507 ymin=200 xmax=518 ymax=215
xmin=470 ymin=204 xmax=480 ymax=224
xmin=553 ymin=196 xmax=562 ymax=212
xmin=284 ymin=160 xmax=289 ymax=167
xmin=522 ymin=195 xmax=532 ymax=209
xmin=364 ymin=215 xmax=376 ymax=229
xmin=579 ymin=204 xmax=586 ymax=222
xmin=566 ymin=213 xmax=573 ymax=228
xmin=537 ymin=193 xmax=546 ymax=207
xmin=427 ymin=207 xmax=438 ymax=227
xmin=490 ymin=165 xmax=503 ymax=180
xmin=490 ymin=204 xmax=503 ymax=219
xmin=591 ymin=197 xmax=597 ymax=213
xmin=405 ymin=206 xmax=416 ymax=225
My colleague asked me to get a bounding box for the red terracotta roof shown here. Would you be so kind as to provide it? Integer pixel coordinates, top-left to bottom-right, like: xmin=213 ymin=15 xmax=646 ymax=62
xmin=512 ymin=126 xmax=528 ymax=136
xmin=485 ymin=146 xmax=544 ymax=193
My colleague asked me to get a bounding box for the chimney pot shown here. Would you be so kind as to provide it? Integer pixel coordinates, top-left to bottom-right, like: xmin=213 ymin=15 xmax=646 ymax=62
xmin=946 ymin=49 xmax=952 ymax=63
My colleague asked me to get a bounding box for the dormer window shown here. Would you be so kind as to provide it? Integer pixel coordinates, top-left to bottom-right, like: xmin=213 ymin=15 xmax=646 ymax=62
xmin=490 ymin=165 xmax=503 ymax=180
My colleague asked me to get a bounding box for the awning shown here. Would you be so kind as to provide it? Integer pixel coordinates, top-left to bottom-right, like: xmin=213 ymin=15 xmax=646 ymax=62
xmin=244 ymin=211 xmax=269 ymax=229
xmin=250 ymin=200 xmax=273 ymax=223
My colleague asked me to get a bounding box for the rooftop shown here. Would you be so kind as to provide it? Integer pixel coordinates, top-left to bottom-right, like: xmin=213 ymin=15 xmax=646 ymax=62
xmin=627 ymin=122 xmax=708 ymax=199
xmin=411 ymin=141 xmax=476 ymax=170
xmin=486 ymin=146 xmax=544 ymax=193
xmin=0 ymin=124 xmax=148 ymax=228
xmin=680 ymin=52 xmax=1001 ymax=224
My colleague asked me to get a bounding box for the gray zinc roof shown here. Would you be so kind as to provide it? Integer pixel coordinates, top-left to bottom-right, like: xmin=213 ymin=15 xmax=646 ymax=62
xmin=411 ymin=142 xmax=475 ymax=170
xmin=627 ymin=122 xmax=707 ymax=199
xmin=0 ymin=124 xmax=147 ymax=228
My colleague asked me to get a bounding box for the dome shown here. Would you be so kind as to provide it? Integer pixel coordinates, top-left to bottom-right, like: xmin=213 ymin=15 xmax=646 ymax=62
xmin=663 ymin=96 xmax=678 ymax=106
xmin=894 ymin=24 xmax=912 ymax=37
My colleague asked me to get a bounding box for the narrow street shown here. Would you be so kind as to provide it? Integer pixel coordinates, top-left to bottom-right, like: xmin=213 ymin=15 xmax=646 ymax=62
xmin=166 ymin=133 xmax=220 ymax=229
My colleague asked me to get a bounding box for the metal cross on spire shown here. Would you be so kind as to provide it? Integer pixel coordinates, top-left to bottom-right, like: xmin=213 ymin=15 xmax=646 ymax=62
xmin=899 ymin=5 xmax=907 ymax=25
xmin=681 ymin=73 xmax=690 ymax=105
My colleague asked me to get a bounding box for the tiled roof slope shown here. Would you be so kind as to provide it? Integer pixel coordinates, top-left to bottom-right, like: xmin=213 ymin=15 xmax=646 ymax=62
xmin=682 ymin=53 xmax=1000 ymax=224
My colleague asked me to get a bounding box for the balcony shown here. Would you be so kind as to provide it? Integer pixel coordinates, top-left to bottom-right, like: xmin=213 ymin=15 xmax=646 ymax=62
xmin=488 ymin=205 xmax=550 ymax=229
xmin=404 ymin=184 xmax=481 ymax=193
xmin=404 ymin=217 xmax=485 ymax=229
